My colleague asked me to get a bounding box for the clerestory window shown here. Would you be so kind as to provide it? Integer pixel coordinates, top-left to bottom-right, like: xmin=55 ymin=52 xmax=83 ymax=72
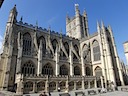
xmin=92 ymin=40 xmax=100 ymax=61
xmin=23 ymin=33 xmax=32 ymax=56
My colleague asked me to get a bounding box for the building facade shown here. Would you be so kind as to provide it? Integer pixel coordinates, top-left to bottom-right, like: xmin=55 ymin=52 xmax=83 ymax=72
xmin=0 ymin=4 xmax=125 ymax=95
xmin=123 ymin=41 xmax=128 ymax=84
xmin=124 ymin=41 xmax=128 ymax=65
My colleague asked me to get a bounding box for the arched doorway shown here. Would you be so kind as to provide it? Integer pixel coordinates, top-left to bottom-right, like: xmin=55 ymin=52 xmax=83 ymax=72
xmin=95 ymin=66 xmax=102 ymax=88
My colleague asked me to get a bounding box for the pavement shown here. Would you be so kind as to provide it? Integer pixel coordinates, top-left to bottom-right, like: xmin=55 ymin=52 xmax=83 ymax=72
xmin=1 ymin=88 xmax=128 ymax=96
xmin=23 ymin=90 xmax=128 ymax=96
xmin=92 ymin=91 xmax=128 ymax=96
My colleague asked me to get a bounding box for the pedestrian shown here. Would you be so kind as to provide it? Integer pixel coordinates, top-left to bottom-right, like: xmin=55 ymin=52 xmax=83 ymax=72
xmin=58 ymin=87 xmax=60 ymax=92
xmin=48 ymin=92 xmax=51 ymax=96
xmin=43 ymin=92 xmax=47 ymax=96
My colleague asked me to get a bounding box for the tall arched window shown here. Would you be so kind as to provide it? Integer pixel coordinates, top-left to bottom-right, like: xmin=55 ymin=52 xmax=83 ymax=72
xmin=92 ymin=40 xmax=100 ymax=61
xmin=95 ymin=66 xmax=102 ymax=77
xmin=38 ymin=36 xmax=46 ymax=56
xmin=74 ymin=66 xmax=81 ymax=75
xmin=23 ymin=33 xmax=32 ymax=55
xmin=52 ymin=39 xmax=58 ymax=53
xmin=21 ymin=61 xmax=35 ymax=76
xmin=42 ymin=63 xmax=53 ymax=75
xmin=64 ymin=42 xmax=69 ymax=56
xmin=60 ymin=65 xmax=68 ymax=75
xmin=95 ymin=66 xmax=102 ymax=88
xmin=85 ymin=67 xmax=91 ymax=76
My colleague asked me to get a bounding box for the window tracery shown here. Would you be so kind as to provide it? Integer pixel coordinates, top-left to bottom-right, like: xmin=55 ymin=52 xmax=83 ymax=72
xmin=21 ymin=61 xmax=35 ymax=76
xmin=95 ymin=66 xmax=102 ymax=77
xmin=24 ymin=82 xmax=33 ymax=91
xmin=39 ymin=36 xmax=46 ymax=56
xmin=85 ymin=67 xmax=91 ymax=76
xmin=23 ymin=33 xmax=32 ymax=55
xmin=60 ymin=65 xmax=68 ymax=75
xmin=74 ymin=66 xmax=81 ymax=75
xmin=92 ymin=40 xmax=100 ymax=61
xmin=42 ymin=63 xmax=53 ymax=75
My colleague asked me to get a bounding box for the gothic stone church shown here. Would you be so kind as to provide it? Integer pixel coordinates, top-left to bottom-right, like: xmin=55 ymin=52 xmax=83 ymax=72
xmin=0 ymin=4 xmax=125 ymax=95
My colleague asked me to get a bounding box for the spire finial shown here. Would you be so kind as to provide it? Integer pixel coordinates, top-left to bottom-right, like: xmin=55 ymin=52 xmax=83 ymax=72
xmin=83 ymin=8 xmax=87 ymax=16
xmin=48 ymin=25 xmax=51 ymax=34
xmin=34 ymin=20 xmax=38 ymax=30
xmin=66 ymin=12 xmax=69 ymax=18
xmin=108 ymin=25 xmax=112 ymax=30
xmin=60 ymin=28 xmax=62 ymax=37
xmin=20 ymin=16 xmax=23 ymax=22
xmin=75 ymin=4 xmax=79 ymax=12
xmin=11 ymin=4 xmax=17 ymax=13
xmin=97 ymin=20 xmax=101 ymax=33
xmin=36 ymin=20 xmax=38 ymax=27
xmin=97 ymin=20 xmax=100 ymax=27
xmin=101 ymin=20 xmax=104 ymax=28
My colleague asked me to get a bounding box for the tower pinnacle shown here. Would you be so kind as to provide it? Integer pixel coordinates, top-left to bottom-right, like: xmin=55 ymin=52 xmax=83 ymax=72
xmin=75 ymin=4 xmax=80 ymax=15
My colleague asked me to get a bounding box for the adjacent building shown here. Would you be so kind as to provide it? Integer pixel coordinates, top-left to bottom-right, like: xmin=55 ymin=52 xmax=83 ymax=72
xmin=0 ymin=4 xmax=126 ymax=95
xmin=123 ymin=41 xmax=128 ymax=65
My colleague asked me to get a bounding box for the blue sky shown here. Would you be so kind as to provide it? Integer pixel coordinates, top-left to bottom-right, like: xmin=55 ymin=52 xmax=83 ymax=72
xmin=0 ymin=0 xmax=128 ymax=63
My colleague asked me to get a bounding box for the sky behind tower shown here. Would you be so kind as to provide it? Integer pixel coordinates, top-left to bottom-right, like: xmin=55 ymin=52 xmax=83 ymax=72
xmin=0 ymin=0 xmax=128 ymax=63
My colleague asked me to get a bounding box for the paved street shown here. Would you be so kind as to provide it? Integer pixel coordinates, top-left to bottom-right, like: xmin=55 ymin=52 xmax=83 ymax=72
xmin=1 ymin=89 xmax=128 ymax=96
xmin=93 ymin=91 xmax=128 ymax=96
xmin=23 ymin=90 xmax=128 ymax=96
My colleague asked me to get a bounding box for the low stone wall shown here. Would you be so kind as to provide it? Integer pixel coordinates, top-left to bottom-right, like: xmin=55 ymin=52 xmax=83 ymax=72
xmin=118 ymin=86 xmax=128 ymax=92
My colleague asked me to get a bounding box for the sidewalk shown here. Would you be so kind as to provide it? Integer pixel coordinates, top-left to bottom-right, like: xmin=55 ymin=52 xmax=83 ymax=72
xmin=94 ymin=91 xmax=128 ymax=96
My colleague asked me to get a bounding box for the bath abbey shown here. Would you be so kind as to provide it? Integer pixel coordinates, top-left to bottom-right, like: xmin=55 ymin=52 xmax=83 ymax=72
xmin=0 ymin=4 xmax=127 ymax=95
